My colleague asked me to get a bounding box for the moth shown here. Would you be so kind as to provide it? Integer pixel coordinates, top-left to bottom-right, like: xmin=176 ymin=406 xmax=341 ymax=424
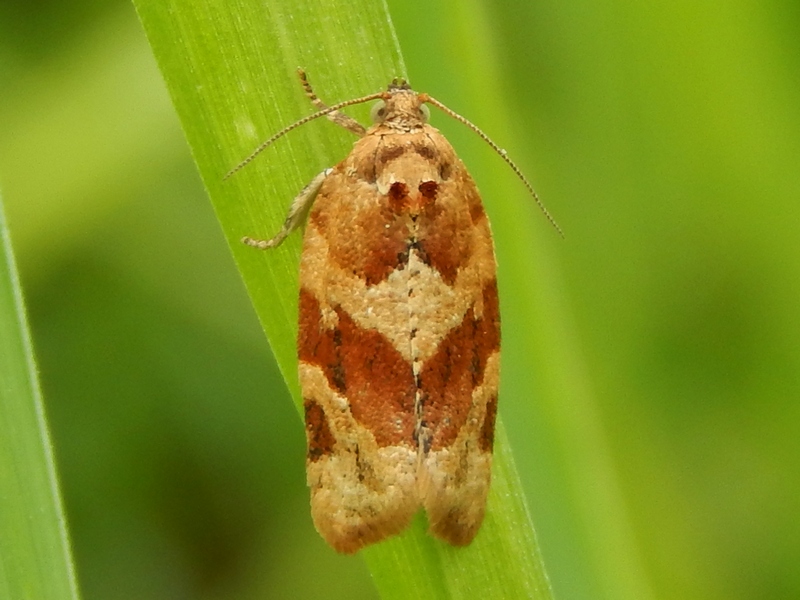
xmin=228 ymin=70 xmax=558 ymax=553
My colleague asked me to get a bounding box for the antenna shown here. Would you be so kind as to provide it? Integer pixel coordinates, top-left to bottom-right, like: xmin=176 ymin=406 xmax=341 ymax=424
xmin=225 ymin=78 xmax=562 ymax=237
xmin=421 ymin=94 xmax=563 ymax=237
xmin=224 ymin=91 xmax=385 ymax=180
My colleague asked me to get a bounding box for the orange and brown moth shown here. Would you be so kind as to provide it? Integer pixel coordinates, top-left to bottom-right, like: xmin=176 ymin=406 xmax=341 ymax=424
xmin=227 ymin=71 xmax=559 ymax=554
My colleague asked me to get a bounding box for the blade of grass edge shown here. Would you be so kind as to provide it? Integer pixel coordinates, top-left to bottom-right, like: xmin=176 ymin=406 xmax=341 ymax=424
xmin=132 ymin=0 xmax=552 ymax=597
xmin=0 ymin=195 xmax=81 ymax=600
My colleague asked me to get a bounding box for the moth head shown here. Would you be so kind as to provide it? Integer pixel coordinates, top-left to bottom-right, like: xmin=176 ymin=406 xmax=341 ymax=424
xmin=370 ymin=94 xmax=430 ymax=125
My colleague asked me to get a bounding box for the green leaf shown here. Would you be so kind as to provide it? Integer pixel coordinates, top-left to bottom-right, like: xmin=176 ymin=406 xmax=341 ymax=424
xmin=133 ymin=0 xmax=552 ymax=597
xmin=0 ymin=197 xmax=80 ymax=600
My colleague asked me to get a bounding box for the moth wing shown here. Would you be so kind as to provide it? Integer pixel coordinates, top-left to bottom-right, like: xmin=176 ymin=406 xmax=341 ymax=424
xmin=297 ymin=169 xmax=420 ymax=554
xmin=415 ymin=168 xmax=500 ymax=546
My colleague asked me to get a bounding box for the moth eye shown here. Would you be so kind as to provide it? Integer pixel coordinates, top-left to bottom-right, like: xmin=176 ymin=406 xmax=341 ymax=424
xmin=370 ymin=100 xmax=387 ymax=123
xmin=420 ymin=103 xmax=430 ymax=122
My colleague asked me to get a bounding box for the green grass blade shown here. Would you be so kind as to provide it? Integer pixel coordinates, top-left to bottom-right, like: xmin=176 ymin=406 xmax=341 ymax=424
xmin=0 ymin=197 xmax=81 ymax=600
xmin=133 ymin=0 xmax=552 ymax=597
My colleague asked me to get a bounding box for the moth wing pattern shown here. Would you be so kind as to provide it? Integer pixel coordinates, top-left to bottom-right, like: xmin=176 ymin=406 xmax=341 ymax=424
xmin=410 ymin=141 xmax=500 ymax=546
xmin=297 ymin=122 xmax=499 ymax=551
xmin=297 ymin=163 xmax=421 ymax=553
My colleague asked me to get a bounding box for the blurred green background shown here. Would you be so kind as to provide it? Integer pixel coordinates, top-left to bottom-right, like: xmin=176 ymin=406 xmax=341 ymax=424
xmin=2 ymin=0 xmax=799 ymax=599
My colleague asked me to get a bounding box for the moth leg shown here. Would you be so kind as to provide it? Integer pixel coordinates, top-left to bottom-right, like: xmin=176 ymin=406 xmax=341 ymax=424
xmin=242 ymin=168 xmax=332 ymax=249
xmin=297 ymin=69 xmax=367 ymax=137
